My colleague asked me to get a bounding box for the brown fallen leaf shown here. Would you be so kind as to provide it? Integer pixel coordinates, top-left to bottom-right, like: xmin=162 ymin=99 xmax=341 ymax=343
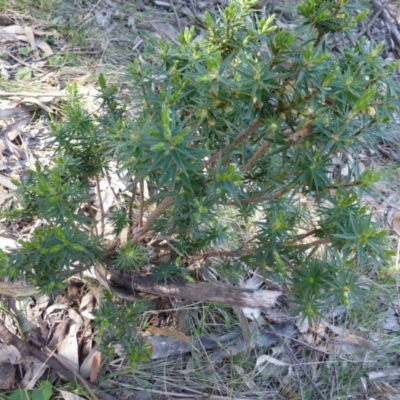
xmin=20 ymin=97 xmax=53 ymax=113
xmin=24 ymin=26 xmax=36 ymax=50
xmin=334 ymin=333 xmax=377 ymax=351
xmin=368 ymin=368 xmax=400 ymax=380
xmin=90 ymin=352 xmax=101 ymax=383
xmin=144 ymin=327 xmax=199 ymax=352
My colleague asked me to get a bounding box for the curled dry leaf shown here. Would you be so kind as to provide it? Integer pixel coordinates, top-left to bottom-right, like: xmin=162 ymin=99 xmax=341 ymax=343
xmin=0 ymin=344 xmax=21 ymax=363
xmin=58 ymin=390 xmax=87 ymax=400
xmin=324 ymin=321 xmax=377 ymax=350
xmin=57 ymin=309 xmax=83 ymax=373
xmin=240 ymin=274 xmax=263 ymax=321
xmin=0 ymin=175 xmax=17 ymax=191
xmin=21 ymin=97 xmax=53 ymax=113
xmin=20 ymin=360 xmax=48 ymax=389
xmin=36 ymin=38 xmax=53 ymax=56
xmin=79 ymin=291 xmax=94 ymax=311
xmin=145 ymin=327 xmax=197 ymax=349
xmin=90 ymin=352 xmax=101 ymax=383
xmin=80 ymin=348 xmax=101 ymax=380
xmin=367 ymin=368 xmax=400 ymax=380
xmin=233 ymin=365 xmax=258 ymax=389
xmin=0 ymin=236 xmax=19 ymax=251
xmin=256 ymin=354 xmax=290 ymax=370
xmin=24 ymin=26 xmax=36 ymax=50
xmin=386 ymin=206 xmax=400 ymax=235
xmin=295 ymin=315 xmax=309 ymax=333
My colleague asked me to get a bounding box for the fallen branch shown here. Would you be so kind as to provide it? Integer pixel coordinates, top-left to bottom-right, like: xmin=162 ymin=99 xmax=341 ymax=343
xmin=107 ymin=270 xmax=282 ymax=309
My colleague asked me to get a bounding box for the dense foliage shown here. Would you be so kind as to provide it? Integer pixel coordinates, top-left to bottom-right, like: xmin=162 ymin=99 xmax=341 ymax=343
xmin=3 ymin=0 xmax=400 ymax=366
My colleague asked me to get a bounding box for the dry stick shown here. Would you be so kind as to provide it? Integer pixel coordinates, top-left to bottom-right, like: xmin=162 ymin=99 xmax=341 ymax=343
xmin=372 ymin=0 xmax=400 ymax=47
xmin=5 ymin=51 xmax=44 ymax=71
xmin=168 ymin=0 xmax=182 ymax=31
xmin=242 ymin=140 xmax=272 ymax=172
xmin=284 ymin=340 xmax=326 ymax=400
xmin=200 ymin=119 xmax=261 ymax=170
xmin=0 ymin=91 xmax=69 ymax=97
xmin=188 ymin=248 xmax=254 ymax=262
xmin=95 ymin=175 xmax=105 ymax=239
xmin=0 ymin=320 xmax=114 ymax=400
xmin=313 ymin=31 xmax=325 ymax=48
xmin=268 ymin=324 xmax=326 ymax=400
xmin=30 ymin=50 xmax=100 ymax=64
xmin=357 ymin=2 xmax=385 ymax=38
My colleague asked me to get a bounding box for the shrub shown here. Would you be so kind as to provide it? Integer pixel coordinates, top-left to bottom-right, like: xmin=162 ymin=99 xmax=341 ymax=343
xmin=3 ymin=0 xmax=400 ymax=366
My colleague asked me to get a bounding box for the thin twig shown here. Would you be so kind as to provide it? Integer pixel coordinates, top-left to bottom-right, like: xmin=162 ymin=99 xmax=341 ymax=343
xmin=5 ymin=51 xmax=44 ymax=71
xmin=313 ymin=31 xmax=325 ymax=49
xmin=270 ymin=324 xmax=327 ymax=400
xmin=372 ymin=0 xmax=400 ymax=47
xmin=95 ymin=175 xmax=105 ymax=239
xmin=188 ymin=248 xmax=254 ymax=262
xmin=228 ymin=182 xmax=296 ymax=205
xmin=357 ymin=2 xmax=385 ymax=38
xmin=168 ymin=0 xmax=182 ymax=31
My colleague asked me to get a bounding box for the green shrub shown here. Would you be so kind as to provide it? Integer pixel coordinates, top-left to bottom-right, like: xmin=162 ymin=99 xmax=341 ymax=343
xmin=4 ymin=0 xmax=400 ymax=366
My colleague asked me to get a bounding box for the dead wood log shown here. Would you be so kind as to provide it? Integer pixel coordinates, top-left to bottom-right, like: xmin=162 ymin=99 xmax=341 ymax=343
xmin=106 ymin=269 xmax=282 ymax=309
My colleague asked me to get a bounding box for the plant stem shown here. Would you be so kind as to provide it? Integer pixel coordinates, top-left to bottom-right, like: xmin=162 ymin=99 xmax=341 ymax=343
xmin=228 ymin=182 xmax=296 ymax=205
xmin=95 ymin=175 xmax=105 ymax=239
xmin=132 ymin=196 xmax=174 ymax=242
xmin=291 ymin=238 xmax=330 ymax=250
xmin=139 ymin=179 xmax=144 ymax=227
xmin=188 ymin=248 xmax=254 ymax=262
xmin=200 ymin=119 xmax=261 ymax=170
xmin=286 ymin=229 xmax=320 ymax=244
xmin=243 ymin=140 xmax=272 ymax=172
xmin=128 ymin=184 xmax=137 ymax=223
xmin=87 ymin=200 xmax=99 ymax=237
